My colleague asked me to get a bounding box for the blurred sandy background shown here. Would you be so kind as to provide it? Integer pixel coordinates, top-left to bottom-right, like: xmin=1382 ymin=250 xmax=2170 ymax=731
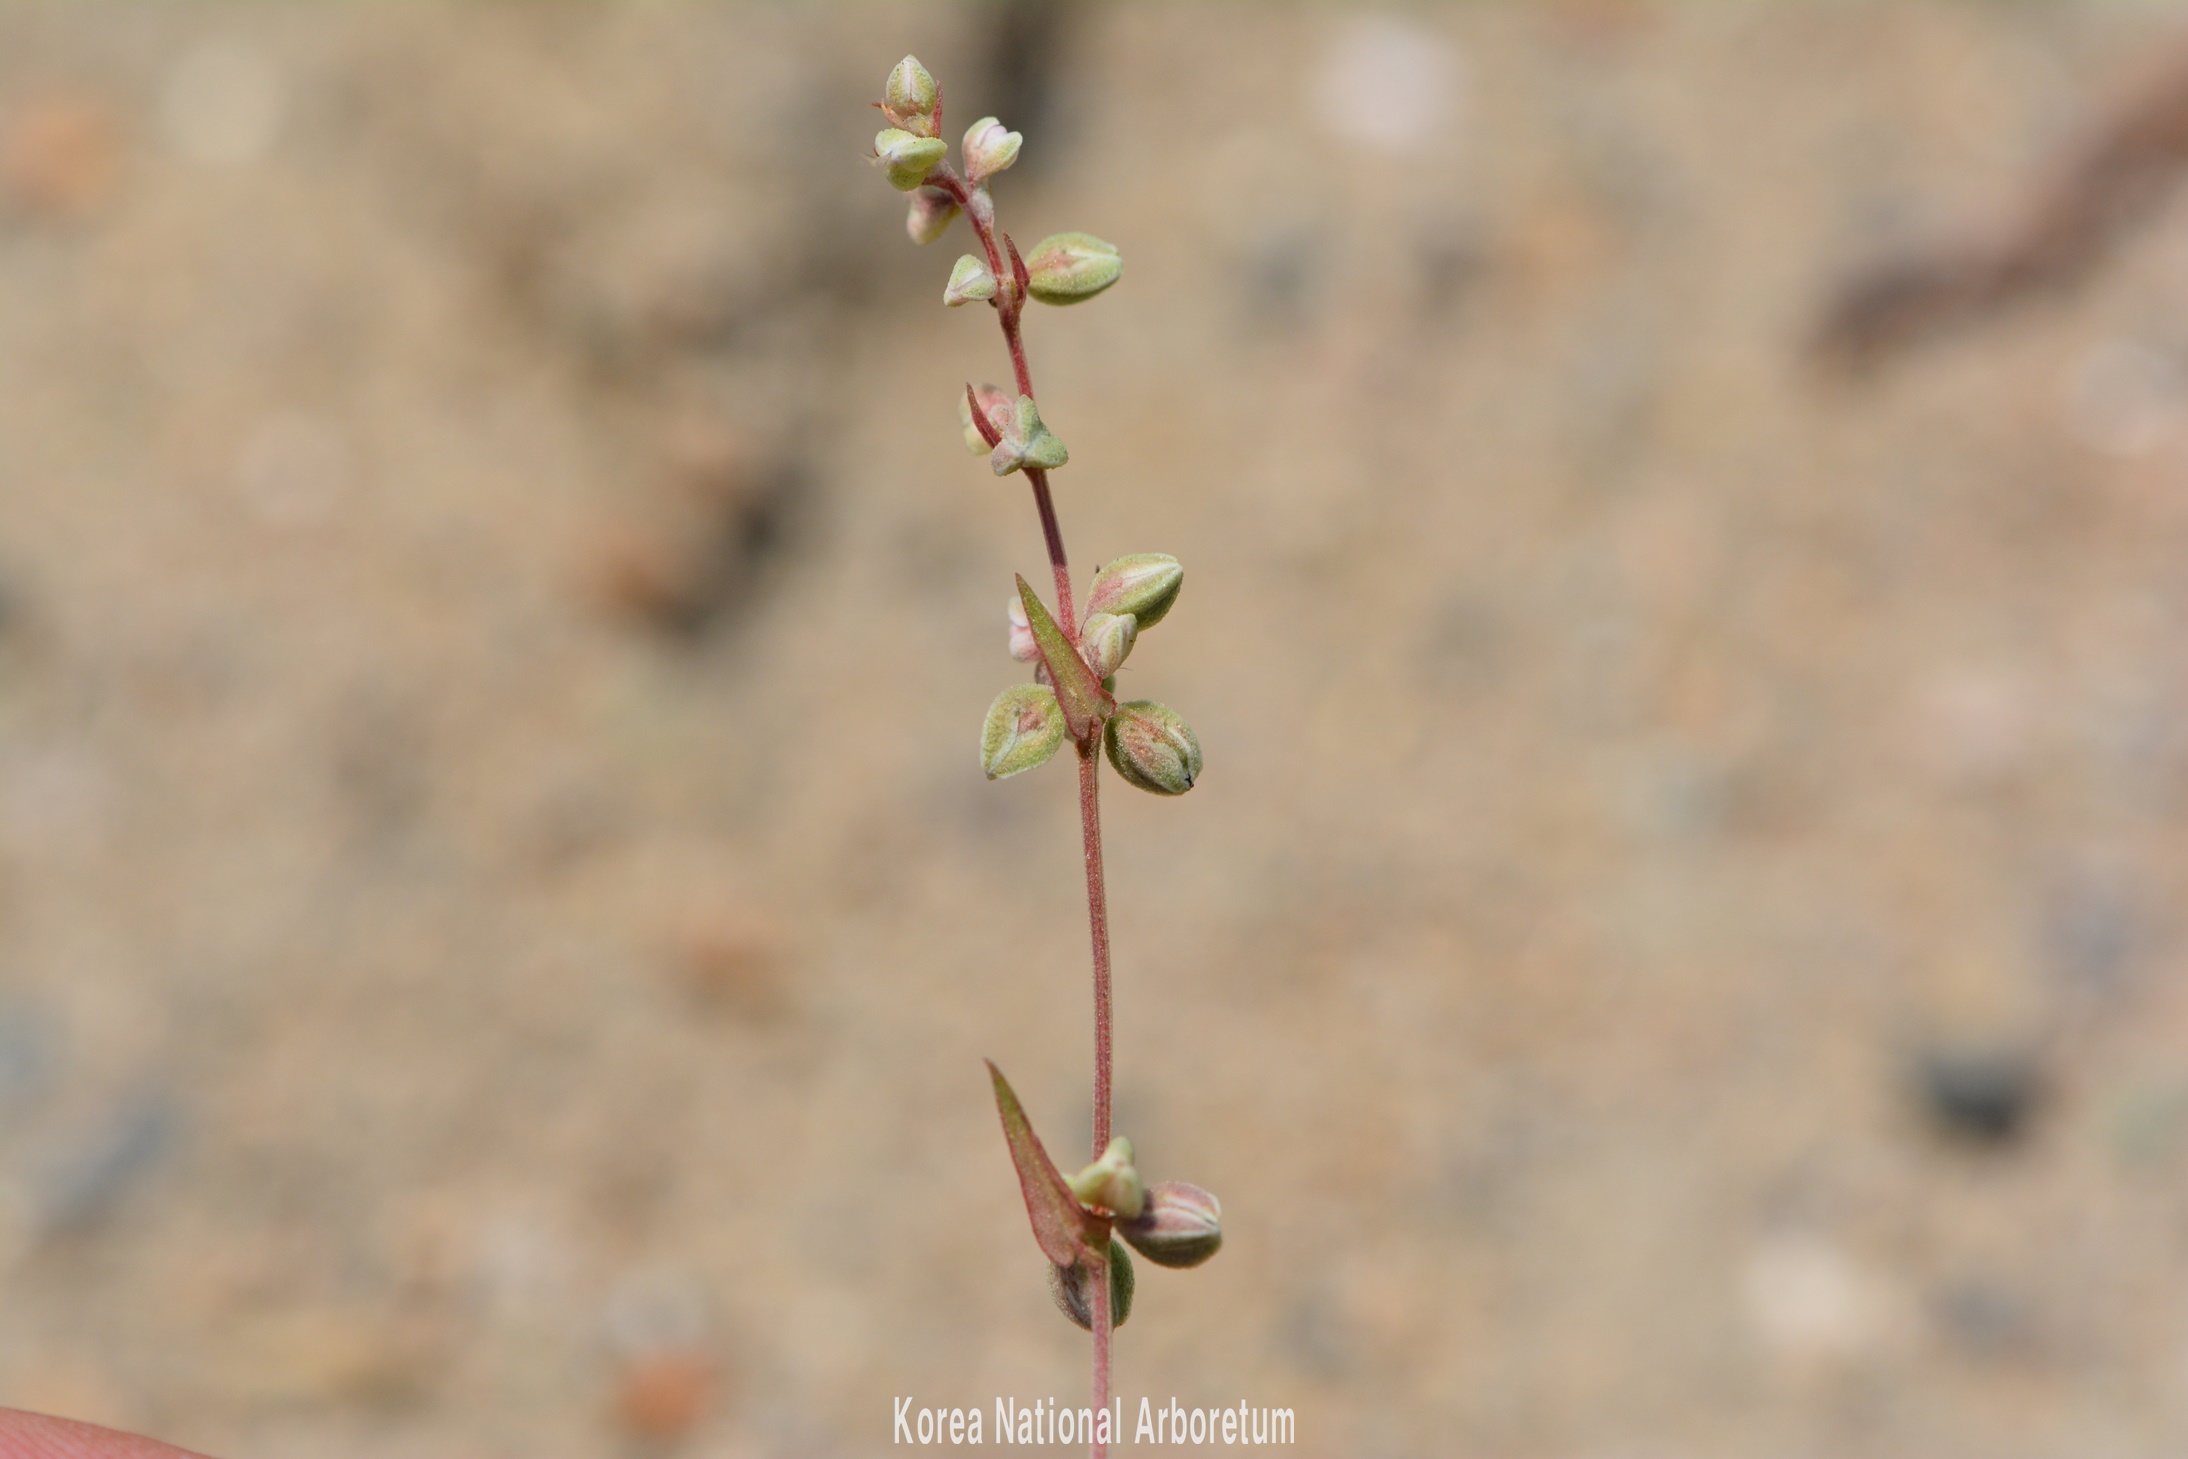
xmin=4 ymin=3 xmax=2188 ymax=1456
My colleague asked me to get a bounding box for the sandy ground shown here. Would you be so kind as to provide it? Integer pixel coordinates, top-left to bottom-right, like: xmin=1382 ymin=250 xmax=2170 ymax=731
xmin=3 ymin=4 xmax=2188 ymax=1456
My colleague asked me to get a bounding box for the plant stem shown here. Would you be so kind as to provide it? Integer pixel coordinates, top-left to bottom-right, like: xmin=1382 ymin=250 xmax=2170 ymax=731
xmin=1080 ymin=739 xmax=1114 ymax=1456
xmin=938 ymin=163 xmax=1115 ymax=1459
xmin=1029 ymin=468 xmax=1075 ymax=637
xmin=1078 ymin=741 xmax=1113 ymax=1154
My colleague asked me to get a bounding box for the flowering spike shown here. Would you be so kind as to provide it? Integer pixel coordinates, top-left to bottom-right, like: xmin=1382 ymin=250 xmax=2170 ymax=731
xmin=1016 ymin=575 xmax=1114 ymax=739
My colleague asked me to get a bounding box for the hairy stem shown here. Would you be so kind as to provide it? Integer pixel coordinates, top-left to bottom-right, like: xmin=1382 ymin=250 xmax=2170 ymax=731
xmin=938 ymin=163 xmax=1114 ymax=1458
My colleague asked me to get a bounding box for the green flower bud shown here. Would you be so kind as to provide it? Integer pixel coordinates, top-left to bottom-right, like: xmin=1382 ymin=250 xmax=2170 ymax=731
xmin=1104 ymin=700 xmax=1201 ymax=795
xmin=1024 ymin=231 xmax=1122 ymax=305
xmin=982 ymin=683 xmax=1066 ymax=780
xmin=1119 ymin=1181 xmax=1222 ymax=1269
xmin=874 ymin=128 xmax=947 ymax=191
xmin=960 ymin=383 xmax=1012 ymax=456
xmin=1068 ymin=1137 xmax=1146 ymax=1220
xmin=882 ymin=55 xmax=941 ymax=138
xmin=1085 ymin=554 xmax=1182 ymax=628
xmin=1048 ymin=1240 xmax=1135 ymax=1331
xmin=906 ymin=186 xmax=958 ymax=244
xmin=962 ymin=116 xmax=1022 ymax=183
xmin=944 ymin=253 xmax=997 ymax=307
xmin=990 ymin=395 xmax=1068 ymax=476
xmin=1079 ymin=612 xmax=1136 ymax=679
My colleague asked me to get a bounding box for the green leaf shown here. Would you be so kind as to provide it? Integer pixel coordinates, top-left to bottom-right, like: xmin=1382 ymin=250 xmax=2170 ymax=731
xmin=987 ymin=1060 xmax=1107 ymax=1268
xmin=1015 ymin=575 xmax=1113 ymax=741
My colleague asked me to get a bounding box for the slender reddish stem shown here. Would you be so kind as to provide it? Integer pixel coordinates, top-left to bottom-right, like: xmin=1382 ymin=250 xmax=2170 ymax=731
xmin=1078 ymin=741 xmax=1113 ymax=1152
xmin=1030 ymin=469 xmax=1075 ymax=636
xmin=938 ymin=162 xmax=1114 ymax=1458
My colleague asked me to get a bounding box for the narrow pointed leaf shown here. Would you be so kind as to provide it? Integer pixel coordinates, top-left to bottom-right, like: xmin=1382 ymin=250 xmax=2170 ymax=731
xmin=987 ymin=1060 xmax=1106 ymax=1267
xmin=1015 ymin=575 xmax=1113 ymax=740
xmin=963 ymin=383 xmax=1003 ymax=452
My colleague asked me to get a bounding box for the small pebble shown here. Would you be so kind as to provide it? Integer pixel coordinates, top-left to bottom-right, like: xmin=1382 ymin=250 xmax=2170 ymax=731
xmin=1312 ymin=14 xmax=1462 ymax=155
xmin=0 ymin=96 xmax=118 ymax=217
xmin=33 ymin=1092 xmax=178 ymax=1239
xmin=673 ymin=906 xmax=785 ymax=1020
xmin=1935 ymin=1279 xmax=2035 ymax=1360
xmin=161 ymin=39 xmax=286 ymax=167
xmin=1741 ymin=1233 xmax=1884 ymax=1361
xmin=1917 ymin=1045 xmax=2040 ymax=1146
xmin=614 ymin=1350 xmax=716 ymax=1443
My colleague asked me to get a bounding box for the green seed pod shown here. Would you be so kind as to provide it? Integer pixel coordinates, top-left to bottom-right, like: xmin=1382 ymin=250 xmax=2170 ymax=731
xmin=1067 ymin=1137 xmax=1146 ymax=1221
xmin=962 ymin=116 xmax=1022 ymax=183
xmin=874 ymin=129 xmax=947 ymax=191
xmin=906 ymin=187 xmax=958 ymax=245
xmin=1048 ymin=1240 xmax=1135 ymax=1331
xmin=1079 ymin=612 xmax=1136 ymax=680
xmin=944 ymin=253 xmax=997 ymax=308
xmin=882 ymin=56 xmax=941 ymax=137
xmin=1085 ymin=554 xmax=1182 ymax=628
xmin=982 ymin=683 xmax=1066 ymax=780
xmin=1024 ymin=231 xmax=1122 ymax=305
xmin=990 ymin=396 xmax=1068 ymax=476
xmin=1104 ymin=700 xmax=1201 ymax=795
xmin=1120 ymin=1181 xmax=1222 ymax=1269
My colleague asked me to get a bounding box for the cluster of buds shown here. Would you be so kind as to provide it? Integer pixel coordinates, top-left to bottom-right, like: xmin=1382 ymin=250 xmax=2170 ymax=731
xmin=872 ymin=56 xmax=1120 ymax=307
xmin=989 ymin=1065 xmax=1224 ymax=1332
xmin=981 ymin=559 xmax=1201 ymax=797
